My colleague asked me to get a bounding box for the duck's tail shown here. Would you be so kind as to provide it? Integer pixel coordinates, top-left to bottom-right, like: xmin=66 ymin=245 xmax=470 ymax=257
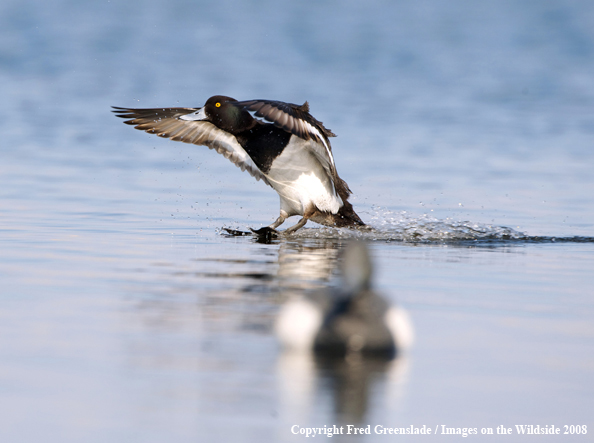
xmin=309 ymin=202 xmax=365 ymax=229
xmin=332 ymin=201 xmax=365 ymax=228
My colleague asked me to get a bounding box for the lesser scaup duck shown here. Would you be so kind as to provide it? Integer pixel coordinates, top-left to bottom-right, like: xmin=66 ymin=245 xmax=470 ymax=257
xmin=113 ymin=96 xmax=364 ymax=234
xmin=275 ymin=242 xmax=413 ymax=357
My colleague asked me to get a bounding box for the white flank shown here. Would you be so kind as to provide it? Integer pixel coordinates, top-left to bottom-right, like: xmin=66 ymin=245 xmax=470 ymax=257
xmin=294 ymin=171 xmax=341 ymax=213
xmin=265 ymin=136 xmax=342 ymax=216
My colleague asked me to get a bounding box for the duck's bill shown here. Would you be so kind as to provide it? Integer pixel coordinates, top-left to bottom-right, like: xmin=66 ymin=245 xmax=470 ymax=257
xmin=179 ymin=107 xmax=207 ymax=121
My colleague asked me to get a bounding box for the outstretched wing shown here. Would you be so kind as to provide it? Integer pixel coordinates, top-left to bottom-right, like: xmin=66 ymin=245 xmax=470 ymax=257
xmin=112 ymin=106 xmax=270 ymax=186
xmin=232 ymin=100 xmax=339 ymax=180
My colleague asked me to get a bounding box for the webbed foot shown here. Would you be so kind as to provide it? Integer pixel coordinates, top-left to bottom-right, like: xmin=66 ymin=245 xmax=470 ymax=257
xmin=250 ymin=226 xmax=279 ymax=242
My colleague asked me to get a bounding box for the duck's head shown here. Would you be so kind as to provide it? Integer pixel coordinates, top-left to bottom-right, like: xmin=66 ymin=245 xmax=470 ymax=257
xmin=180 ymin=95 xmax=254 ymax=134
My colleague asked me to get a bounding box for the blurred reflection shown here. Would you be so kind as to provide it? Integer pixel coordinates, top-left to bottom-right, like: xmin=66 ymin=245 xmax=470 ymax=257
xmin=275 ymin=242 xmax=414 ymax=425
xmin=276 ymin=242 xmax=413 ymax=355
xmin=277 ymin=240 xmax=340 ymax=289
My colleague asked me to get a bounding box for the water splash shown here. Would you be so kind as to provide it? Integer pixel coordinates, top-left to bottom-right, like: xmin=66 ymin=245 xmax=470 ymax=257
xmin=288 ymin=212 xmax=523 ymax=243
xmin=288 ymin=208 xmax=594 ymax=244
xmin=222 ymin=208 xmax=594 ymax=244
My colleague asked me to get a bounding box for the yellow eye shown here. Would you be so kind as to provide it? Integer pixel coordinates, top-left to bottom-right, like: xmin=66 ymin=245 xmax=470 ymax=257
xmin=215 ymin=102 xmax=221 ymax=107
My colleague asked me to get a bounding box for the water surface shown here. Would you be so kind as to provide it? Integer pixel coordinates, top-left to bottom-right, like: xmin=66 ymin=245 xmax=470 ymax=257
xmin=1 ymin=0 xmax=593 ymax=441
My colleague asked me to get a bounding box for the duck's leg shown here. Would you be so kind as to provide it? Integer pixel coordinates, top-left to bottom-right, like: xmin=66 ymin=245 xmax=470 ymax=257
xmin=268 ymin=214 xmax=286 ymax=229
xmin=284 ymin=216 xmax=308 ymax=234
xmin=284 ymin=205 xmax=316 ymax=234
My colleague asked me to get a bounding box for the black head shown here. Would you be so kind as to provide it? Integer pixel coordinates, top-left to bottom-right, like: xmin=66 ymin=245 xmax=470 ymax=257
xmin=202 ymin=95 xmax=254 ymax=134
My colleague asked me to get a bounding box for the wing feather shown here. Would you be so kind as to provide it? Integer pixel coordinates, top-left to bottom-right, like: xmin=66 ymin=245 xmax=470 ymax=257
xmin=112 ymin=106 xmax=270 ymax=186
xmin=232 ymin=99 xmax=339 ymax=188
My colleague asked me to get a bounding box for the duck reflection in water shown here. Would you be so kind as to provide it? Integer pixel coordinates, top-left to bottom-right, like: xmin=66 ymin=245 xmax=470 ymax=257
xmin=275 ymin=241 xmax=413 ymax=424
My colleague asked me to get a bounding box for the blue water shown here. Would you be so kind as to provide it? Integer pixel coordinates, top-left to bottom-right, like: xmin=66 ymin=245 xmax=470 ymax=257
xmin=1 ymin=0 xmax=594 ymax=441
